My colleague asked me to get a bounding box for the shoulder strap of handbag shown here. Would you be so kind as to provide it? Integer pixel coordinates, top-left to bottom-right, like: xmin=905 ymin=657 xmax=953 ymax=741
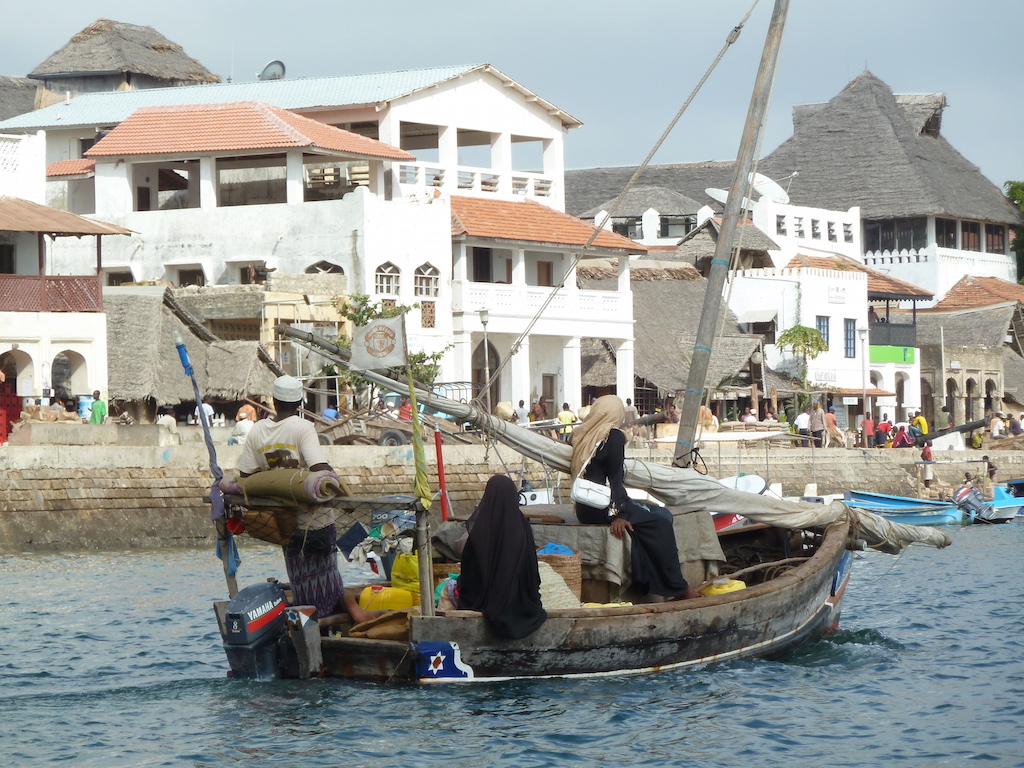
xmin=574 ymin=438 xmax=606 ymax=481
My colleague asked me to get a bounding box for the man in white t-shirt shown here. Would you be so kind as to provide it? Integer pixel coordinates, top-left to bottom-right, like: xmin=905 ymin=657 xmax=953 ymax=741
xmin=194 ymin=396 xmax=215 ymax=426
xmin=238 ymin=375 xmax=373 ymax=626
xmin=794 ymin=407 xmax=811 ymax=447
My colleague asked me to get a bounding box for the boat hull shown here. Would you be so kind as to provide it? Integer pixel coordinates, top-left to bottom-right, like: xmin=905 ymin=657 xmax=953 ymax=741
xmin=844 ymin=490 xmax=968 ymax=526
xmin=314 ymin=522 xmax=852 ymax=683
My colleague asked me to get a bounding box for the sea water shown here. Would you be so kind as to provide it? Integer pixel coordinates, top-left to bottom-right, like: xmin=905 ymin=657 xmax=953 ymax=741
xmin=2 ymin=524 xmax=1023 ymax=767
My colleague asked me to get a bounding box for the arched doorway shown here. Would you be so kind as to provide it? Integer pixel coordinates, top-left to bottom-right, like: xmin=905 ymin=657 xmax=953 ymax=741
xmin=984 ymin=378 xmax=999 ymax=415
xmin=0 ymin=349 xmax=34 ymax=397
xmin=51 ymin=350 xmax=89 ymax=405
xmin=920 ymin=377 xmax=933 ymax=426
xmin=895 ymin=372 xmax=908 ymax=421
xmin=472 ymin=340 xmax=500 ymax=414
xmin=965 ymin=378 xmax=978 ymax=423
xmin=945 ymin=377 xmax=960 ymax=424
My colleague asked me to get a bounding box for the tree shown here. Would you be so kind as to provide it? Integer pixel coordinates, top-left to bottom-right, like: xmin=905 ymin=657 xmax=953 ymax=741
xmin=775 ymin=325 xmax=828 ymax=392
xmin=1005 ymin=181 xmax=1024 ymax=279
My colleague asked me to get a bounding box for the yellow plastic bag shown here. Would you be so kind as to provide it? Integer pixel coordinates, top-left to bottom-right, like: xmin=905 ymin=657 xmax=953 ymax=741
xmin=390 ymin=553 xmax=420 ymax=594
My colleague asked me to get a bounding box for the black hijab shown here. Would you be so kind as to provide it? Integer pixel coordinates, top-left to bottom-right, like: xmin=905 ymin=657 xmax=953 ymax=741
xmin=457 ymin=475 xmax=546 ymax=639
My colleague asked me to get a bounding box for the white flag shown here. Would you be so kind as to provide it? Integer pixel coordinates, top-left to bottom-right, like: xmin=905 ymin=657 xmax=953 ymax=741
xmin=349 ymin=315 xmax=407 ymax=372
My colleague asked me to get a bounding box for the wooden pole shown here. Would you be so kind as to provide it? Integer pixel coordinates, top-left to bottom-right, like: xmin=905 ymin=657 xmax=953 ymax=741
xmin=675 ymin=0 xmax=790 ymax=467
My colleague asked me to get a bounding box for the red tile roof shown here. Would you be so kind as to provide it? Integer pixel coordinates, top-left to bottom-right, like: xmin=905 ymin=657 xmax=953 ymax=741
xmin=46 ymin=158 xmax=96 ymax=177
xmin=85 ymin=101 xmax=415 ymax=161
xmin=932 ymin=275 xmax=1024 ymax=310
xmin=783 ymin=253 xmax=932 ymax=299
xmin=450 ymin=196 xmax=644 ymax=252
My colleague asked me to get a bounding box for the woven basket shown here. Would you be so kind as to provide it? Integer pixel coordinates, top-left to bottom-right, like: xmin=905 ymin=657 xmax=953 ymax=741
xmin=537 ymin=552 xmax=582 ymax=599
xmin=432 ymin=562 xmax=461 ymax=587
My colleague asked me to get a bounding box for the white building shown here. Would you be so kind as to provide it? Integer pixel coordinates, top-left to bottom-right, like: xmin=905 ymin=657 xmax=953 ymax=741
xmin=0 ymin=64 xmax=642 ymax=412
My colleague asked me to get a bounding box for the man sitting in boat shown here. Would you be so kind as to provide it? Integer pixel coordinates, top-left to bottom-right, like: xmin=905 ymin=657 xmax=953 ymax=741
xmin=440 ymin=474 xmax=547 ymax=639
xmin=570 ymin=395 xmax=701 ymax=600
xmin=237 ymin=375 xmax=375 ymax=627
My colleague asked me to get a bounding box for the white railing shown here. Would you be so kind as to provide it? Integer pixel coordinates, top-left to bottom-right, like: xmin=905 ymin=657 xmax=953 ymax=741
xmin=396 ymin=161 xmax=555 ymax=201
xmin=457 ymin=283 xmax=626 ymax=321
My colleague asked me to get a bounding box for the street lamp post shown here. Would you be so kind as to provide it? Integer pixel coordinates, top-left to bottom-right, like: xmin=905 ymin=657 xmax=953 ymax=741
xmin=480 ymin=309 xmax=490 ymax=414
xmin=857 ymin=326 xmax=868 ymax=446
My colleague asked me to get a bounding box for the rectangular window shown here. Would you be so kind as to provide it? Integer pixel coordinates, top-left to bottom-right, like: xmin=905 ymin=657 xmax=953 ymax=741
xmin=751 ymin=320 xmax=776 ymax=345
xmin=811 ymin=219 xmax=821 ymax=239
xmin=794 ymin=217 xmax=805 ymax=238
xmin=420 ymin=300 xmax=435 ymax=329
xmin=776 ymin=215 xmax=787 ymax=236
xmin=844 ymin=318 xmax=856 ymax=358
xmin=843 ymin=223 xmax=853 ymax=243
xmin=177 ymin=268 xmax=205 ymax=287
xmin=105 ymin=270 xmax=134 ymax=287
xmin=611 ymin=218 xmax=642 ymax=240
xmin=985 ymin=224 xmax=1006 ymax=254
xmin=827 ymin=222 xmax=837 ymax=242
xmin=936 ymin=218 xmax=957 ymax=248
xmin=896 ymin=217 xmax=927 ymax=251
xmin=659 ymin=216 xmax=692 ymax=239
xmin=962 ymin=221 xmax=981 ymax=252
xmin=816 ymin=316 xmax=830 ymax=348
xmin=537 ymin=261 xmax=554 ymax=287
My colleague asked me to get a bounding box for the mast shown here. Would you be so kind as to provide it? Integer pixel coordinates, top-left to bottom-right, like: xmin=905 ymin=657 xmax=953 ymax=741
xmin=674 ymin=0 xmax=790 ymax=468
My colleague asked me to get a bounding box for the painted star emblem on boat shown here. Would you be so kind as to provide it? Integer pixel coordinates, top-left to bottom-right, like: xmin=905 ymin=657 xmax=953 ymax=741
xmin=429 ymin=651 xmax=447 ymax=673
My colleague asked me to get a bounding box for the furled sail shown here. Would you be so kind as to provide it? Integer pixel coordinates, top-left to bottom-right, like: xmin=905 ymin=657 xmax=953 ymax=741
xmin=280 ymin=327 xmax=952 ymax=554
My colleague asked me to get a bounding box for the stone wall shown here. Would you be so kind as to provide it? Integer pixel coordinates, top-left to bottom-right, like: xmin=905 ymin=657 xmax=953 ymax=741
xmin=1 ymin=442 xmax=1021 ymax=552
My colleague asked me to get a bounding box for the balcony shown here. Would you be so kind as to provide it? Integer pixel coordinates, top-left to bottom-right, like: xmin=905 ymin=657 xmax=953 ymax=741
xmin=396 ymin=161 xmax=555 ymax=202
xmin=454 ymin=281 xmax=628 ymax=329
xmin=0 ymin=275 xmax=103 ymax=312
xmin=869 ymin=322 xmax=916 ymax=348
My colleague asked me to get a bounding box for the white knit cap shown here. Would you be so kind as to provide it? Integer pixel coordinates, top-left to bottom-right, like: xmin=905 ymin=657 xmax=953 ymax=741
xmin=272 ymin=375 xmax=303 ymax=403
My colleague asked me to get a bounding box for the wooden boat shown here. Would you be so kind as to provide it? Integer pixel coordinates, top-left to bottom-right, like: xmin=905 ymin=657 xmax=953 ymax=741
xmin=843 ymin=490 xmax=970 ymax=526
xmin=216 ymin=492 xmax=854 ymax=683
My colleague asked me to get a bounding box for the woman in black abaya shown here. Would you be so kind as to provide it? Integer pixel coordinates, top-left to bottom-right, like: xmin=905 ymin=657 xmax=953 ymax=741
xmin=455 ymin=474 xmax=547 ymax=639
xmin=570 ymin=395 xmax=701 ymax=600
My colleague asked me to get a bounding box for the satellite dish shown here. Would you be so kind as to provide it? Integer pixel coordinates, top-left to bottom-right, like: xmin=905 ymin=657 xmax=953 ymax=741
xmin=748 ymin=172 xmax=790 ymax=204
xmin=704 ymin=187 xmax=754 ymax=209
xmin=258 ymin=60 xmax=286 ymax=81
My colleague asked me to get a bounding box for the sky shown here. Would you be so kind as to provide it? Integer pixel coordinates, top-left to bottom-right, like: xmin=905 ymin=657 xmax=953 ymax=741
xmin=2 ymin=0 xmax=1021 ymax=190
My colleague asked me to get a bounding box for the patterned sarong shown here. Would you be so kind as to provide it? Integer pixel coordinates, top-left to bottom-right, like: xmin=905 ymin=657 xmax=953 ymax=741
xmin=282 ymin=523 xmax=344 ymax=618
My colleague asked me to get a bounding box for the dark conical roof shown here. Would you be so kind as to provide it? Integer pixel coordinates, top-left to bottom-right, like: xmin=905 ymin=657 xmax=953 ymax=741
xmin=30 ymin=19 xmax=219 ymax=84
xmin=759 ymin=71 xmax=1022 ymax=225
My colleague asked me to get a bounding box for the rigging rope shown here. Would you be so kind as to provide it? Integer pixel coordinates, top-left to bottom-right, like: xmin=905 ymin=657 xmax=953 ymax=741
xmin=471 ymin=0 xmax=762 ymax=408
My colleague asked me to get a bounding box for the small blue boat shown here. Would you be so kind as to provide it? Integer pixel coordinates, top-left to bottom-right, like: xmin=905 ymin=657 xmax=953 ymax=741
xmin=843 ymin=490 xmax=970 ymax=526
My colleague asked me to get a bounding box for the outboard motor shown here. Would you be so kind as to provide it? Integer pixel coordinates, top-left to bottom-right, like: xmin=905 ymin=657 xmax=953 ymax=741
xmin=952 ymin=486 xmax=995 ymax=523
xmin=222 ymin=581 xmax=289 ymax=678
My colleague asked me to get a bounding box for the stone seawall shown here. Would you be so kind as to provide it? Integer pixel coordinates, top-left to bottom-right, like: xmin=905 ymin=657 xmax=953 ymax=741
xmin=1 ymin=442 xmax=1020 ymax=552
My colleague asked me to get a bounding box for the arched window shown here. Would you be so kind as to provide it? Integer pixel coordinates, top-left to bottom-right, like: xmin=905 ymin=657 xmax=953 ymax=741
xmin=414 ymin=263 xmax=440 ymax=297
xmin=375 ymin=262 xmax=400 ymax=295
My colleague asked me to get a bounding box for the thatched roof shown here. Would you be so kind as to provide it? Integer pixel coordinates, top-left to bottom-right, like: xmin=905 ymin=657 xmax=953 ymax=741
xmin=760 ymin=71 xmax=1023 ymax=225
xmin=0 ymin=76 xmax=36 ymax=121
xmin=580 ymin=185 xmax=703 ymax=219
xmin=567 ymin=161 xmax=734 ymax=218
xmin=30 ymin=19 xmax=219 ymax=84
xmin=579 ymin=270 xmax=762 ymax=392
xmin=105 ymin=288 xmax=281 ymax=405
xmin=566 ymin=72 xmax=1022 ymax=227
xmin=915 ymin=304 xmax=1015 ymax=349
xmin=1002 ymin=349 xmax=1024 ymax=406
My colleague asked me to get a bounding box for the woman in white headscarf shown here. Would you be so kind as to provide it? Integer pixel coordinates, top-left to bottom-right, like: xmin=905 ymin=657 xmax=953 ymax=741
xmin=570 ymin=395 xmax=701 ymax=599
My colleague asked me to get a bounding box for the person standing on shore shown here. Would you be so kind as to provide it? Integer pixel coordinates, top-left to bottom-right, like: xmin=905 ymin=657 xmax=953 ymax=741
xmin=921 ymin=442 xmax=934 ymax=489
xmin=808 ymin=403 xmax=826 ymax=447
xmin=794 ymin=407 xmax=811 ymax=447
xmin=862 ymin=412 xmax=875 ymax=448
xmin=89 ymin=390 xmax=107 ymax=424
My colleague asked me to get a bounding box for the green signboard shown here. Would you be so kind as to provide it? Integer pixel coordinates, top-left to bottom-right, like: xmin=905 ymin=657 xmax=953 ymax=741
xmin=869 ymin=346 xmax=915 ymax=364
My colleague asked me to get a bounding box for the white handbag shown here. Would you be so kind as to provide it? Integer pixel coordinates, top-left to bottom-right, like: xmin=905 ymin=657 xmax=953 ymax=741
xmin=570 ymin=477 xmax=612 ymax=509
xmin=570 ymin=440 xmax=611 ymax=509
